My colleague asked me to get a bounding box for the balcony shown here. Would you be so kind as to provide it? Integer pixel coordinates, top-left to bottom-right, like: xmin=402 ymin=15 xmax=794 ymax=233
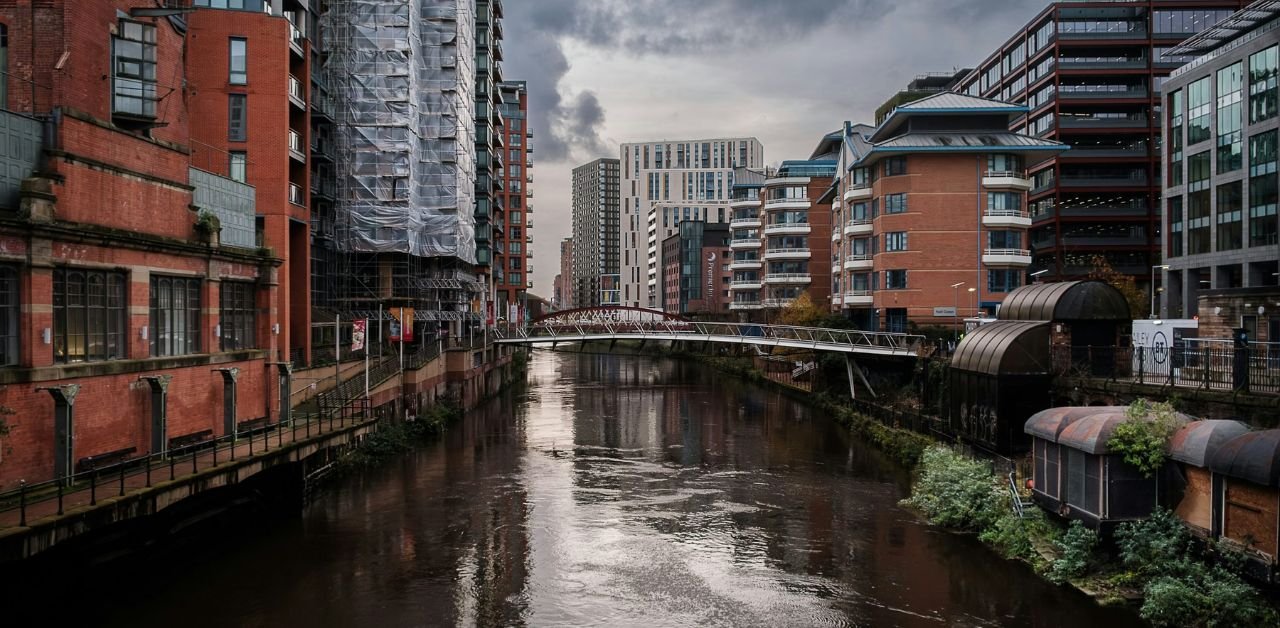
xmin=844 ymin=219 xmax=873 ymax=236
xmin=288 ymin=75 xmax=305 ymax=109
xmin=831 ymin=229 xmax=841 ymax=241
xmin=730 ymin=197 xmax=760 ymax=209
xmin=843 ymin=290 xmax=874 ymax=307
xmin=730 ymin=216 xmax=762 ymax=229
xmin=831 ymin=294 xmax=843 ymax=306
xmin=730 ymin=238 xmax=761 ymax=250
xmin=763 ymin=248 xmax=810 ymax=261
xmin=288 ymin=21 xmax=304 ymax=57
xmin=730 ymin=279 xmax=764 ymax=290
xmin=843 ymin=184 xmax=872 ymax=203
xmin=729 ymin=300 xmax=763 ymax=311
xmin=729 ymin=259 xmax=762 ymax=270
xmin=982 ymin=170 xmax=1032 ymax=191
xmin=1058 ymin=87 xmax=1148 ymax=101
xmin=288 ymin=182 xmax=305 ymax=207
xmin=764 ymin=273 xmax=811 ymax=285
xmin=983 ymin=209 xmax=1032 ymax=228
xmin=763 ymin=297 xmax=798 ymax=309
xmin=288 ymin=129 xmax=306 ymax=163
xmin=763 ymin=222 xmax=811 ymax=236
xmin=982 ymin=248 xmax=1033 ymax=266
xmin=843 ymin=255 xmax=873 ymax=271
xmin=764 ymin=196 xmax=810 ymax=210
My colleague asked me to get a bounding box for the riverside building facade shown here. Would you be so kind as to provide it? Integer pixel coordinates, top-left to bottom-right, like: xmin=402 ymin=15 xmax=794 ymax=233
xmin=1161 ymin=3 xmax=1280 ymax=319
xmin=956 ymin=0 xmax=1247 ymax=289
xmin=832 ymin=93 xmax=1066 ymax=332
xmin=619 ymin=138 xmax=764 ymax=309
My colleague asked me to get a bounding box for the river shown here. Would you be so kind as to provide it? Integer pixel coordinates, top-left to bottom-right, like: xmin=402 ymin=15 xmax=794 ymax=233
xmin=97 ymin=351 xmax=1142 ymax=627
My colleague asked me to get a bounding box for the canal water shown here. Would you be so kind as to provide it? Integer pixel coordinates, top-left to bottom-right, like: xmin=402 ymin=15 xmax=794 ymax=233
xmin=98 ymin=352 xmax=1142 ymax=627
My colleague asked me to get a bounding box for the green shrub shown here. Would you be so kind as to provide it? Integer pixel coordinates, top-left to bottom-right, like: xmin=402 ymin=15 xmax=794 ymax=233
xmin=979 ymin=508 xmax=1048 ymax=562
xmin=1107 ymin=399 xmax=1182 ymax=477
xmin=1115 ymin=507 xmax=1194 ymax=577
xmin=1047 ymin=520 xmax=1098 ymax=584
xmin=903 ymin=446 xmax=1004 ymax=531
xmin=1141 ymin=562 xmax=1277 ymax=628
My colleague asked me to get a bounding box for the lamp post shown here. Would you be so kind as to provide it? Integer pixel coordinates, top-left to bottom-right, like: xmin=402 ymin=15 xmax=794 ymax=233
xmin=968 ymin=287 xmax=978 ymax=319
xmin=1151 ymin=264 xmax=1170 ymax=318
xmin=951 ymin=281 xmax=965 ymax=341
xmin=1030 ymin=269 xmax=1049 ymax=284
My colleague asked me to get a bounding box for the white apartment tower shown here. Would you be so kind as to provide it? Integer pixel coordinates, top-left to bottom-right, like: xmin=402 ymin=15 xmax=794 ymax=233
xmin=620 ymin=138 xmax=764 ymax=308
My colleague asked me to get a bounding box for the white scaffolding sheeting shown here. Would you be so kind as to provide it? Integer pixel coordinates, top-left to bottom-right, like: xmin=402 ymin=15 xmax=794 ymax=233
xmin=324 ymin=0 xmax=477 ymax=263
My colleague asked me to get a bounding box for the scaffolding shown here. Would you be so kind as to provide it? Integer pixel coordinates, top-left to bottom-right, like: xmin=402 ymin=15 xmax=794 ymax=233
xmin=320 ymin=0 xmax=483 ymax=328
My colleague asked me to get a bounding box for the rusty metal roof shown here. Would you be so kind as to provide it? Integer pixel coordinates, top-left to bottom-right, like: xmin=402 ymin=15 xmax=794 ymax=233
xmin=1169 ymin=420 xmax=1252 ymax=467
xmin=1053 ymin=408 xmax=1193 ymax=455
xmin=1025 ymin=406 xmax=1126 ymax=441
xmin=950 ymin=321 xmax=1050 ymax=376
xmin=1208 ymin=429 xmax=1280 ymax=487
xmin=998 ymin=280 xmax=1131 ymax=322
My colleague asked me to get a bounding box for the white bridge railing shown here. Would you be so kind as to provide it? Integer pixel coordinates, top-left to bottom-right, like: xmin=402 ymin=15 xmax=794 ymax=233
xmin=493 ymin=320 xmax=923 ymax=356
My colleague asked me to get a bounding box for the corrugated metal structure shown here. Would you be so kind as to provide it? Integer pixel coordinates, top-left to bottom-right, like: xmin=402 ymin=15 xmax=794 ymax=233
xmin=948 ymin=280 xmax=1131 ymax=453
xmin=1024 ymin=406 xmax=1191 ymax=529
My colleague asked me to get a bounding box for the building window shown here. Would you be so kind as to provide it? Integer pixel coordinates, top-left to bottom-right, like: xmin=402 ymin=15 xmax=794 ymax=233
xmin=884 ymin=232 xmax=908 ymax=252
xmin=509 ymin=272 xmax=523 ymax=286
xmin=229 ymin=151 xmax=247 ymax=183
xmin=1217 ymin=182 xmax=1243 ymax=251
xmin=229 ymin=37 xmax=247 ymax=84
xmin=883 ymin=157 xmax=907 ymax=177
xmin=228 ymin=94 xmax=247 ymax=141
xmin=0 ymin=266 xmax=17 ymax=366
xmin=1250 ymin=129 xmax=1279 ymax=247
xmin=988 ymin=192 xmax=1021 ymax=212
xmin=1250 ymin=46 xmax=1278 ymax=124
xmin=112 ymin=20 xmax=157 ymax=119
xmin=53 ymin=269 xmax=127 ymax=364
xmin=988 ymin=269 xmax=1021 ymax=293
xmin=885 ymin=269 xmax=907 ymax=290
xmin=988 ymin=230 xmax=1022 ymax=249
xmin=1169 ymin=89 xmax=1184 ymax=186
xmin=1218 ymin=62 xmax=1244 ymax=174
xmin=219 ymin=281 xmax=255 ymax=351
xmin=987 ymin=154 xmax=1022 ymax=173
xmin=1188 ymin=187 xmax=1212 ymax=255
xmin=884 ymin=193 xmax=907 ymax=214
xmin=1168 ymin=196 xmax=1184 ymax=258
xmin=150 ymin=276 xmax=202 ymax=357
xmin=1187 ymin=77 xmax=1211 ymax=145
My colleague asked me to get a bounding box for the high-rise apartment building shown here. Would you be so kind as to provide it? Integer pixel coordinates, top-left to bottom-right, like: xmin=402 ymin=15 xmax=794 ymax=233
xmin=323 ymin=0 xmax=482 ymax=340
xmin=729 ymin=135 xmax=838 ymax=318
xmin=474 ymin=0 xmax=503 ymax=317
xmin=572 ymin=159 xmax=620 ymax=307
xmin=956 ymin=1 xmax=1246 ymax=288
xmin=831 ymin=95 xmax=1066 ymax=331
xmin=1161 ymin=4 xmax=1280 ymax=318
xmin=619 ymin=138 xmax=764 ymax=309
xmin=557 ymin=237 xmax=574 ymax=310
xmin=496 ymin=80 xmax=532 ymax=323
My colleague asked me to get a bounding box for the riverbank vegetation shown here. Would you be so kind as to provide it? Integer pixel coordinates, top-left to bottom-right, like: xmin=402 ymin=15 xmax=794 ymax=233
xmin=904 ymin=445 xmax=1278 ymax=627
xmin=336 ymin=401 xmax=462 ymax=472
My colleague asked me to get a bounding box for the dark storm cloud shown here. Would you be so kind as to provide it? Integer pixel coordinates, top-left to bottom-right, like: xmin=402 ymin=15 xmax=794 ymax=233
xmin=503 ymin=0 xmax=1034 ymax=164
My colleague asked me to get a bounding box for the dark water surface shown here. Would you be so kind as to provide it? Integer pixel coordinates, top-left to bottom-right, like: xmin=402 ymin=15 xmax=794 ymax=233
xmin=99 ymin=352 xmax=1142 ymax=627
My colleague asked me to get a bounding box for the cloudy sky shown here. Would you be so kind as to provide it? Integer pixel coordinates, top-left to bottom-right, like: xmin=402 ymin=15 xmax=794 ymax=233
xmin=502 ymin=0 xmax=1048 ymax=295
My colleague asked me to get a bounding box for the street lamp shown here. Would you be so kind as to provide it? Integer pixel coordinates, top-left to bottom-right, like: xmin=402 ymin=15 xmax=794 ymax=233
xmin=1030 ymin=269 xmax=1049 ymax=283
xmin=951 ymin=281 xmax=965 ymax=341
xmin=1151 ymin=264 xmax=1170 ymax=318
xmin=968 ymin=287 xmax=978 ymax=319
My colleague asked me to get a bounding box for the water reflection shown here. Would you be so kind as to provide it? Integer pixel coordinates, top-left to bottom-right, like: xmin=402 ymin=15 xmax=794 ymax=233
xmin=98 ymin=351 xmax=1141 ymax=628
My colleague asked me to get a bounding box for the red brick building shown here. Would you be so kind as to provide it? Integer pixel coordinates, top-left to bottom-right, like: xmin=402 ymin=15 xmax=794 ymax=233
xmin=186 ymin=1 xmax=311 ymax=365
xmin=660 ymin=221 xmax=731 ymax=316
xmin=496 ymin=80 xmax=531 ymax=323
xmin=0 ymin=1 xmax=280 ymax=488
xmin=833 ymin=93 xmax=1066 ymax=332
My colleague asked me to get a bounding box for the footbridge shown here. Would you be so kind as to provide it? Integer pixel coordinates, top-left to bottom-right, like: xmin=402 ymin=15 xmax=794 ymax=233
xmin=494 ymin=307 xmax=922 ymax=397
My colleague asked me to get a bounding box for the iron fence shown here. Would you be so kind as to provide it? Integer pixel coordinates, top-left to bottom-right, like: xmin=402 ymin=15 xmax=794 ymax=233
xmin=1051 ymin=344 xmax=1280 ymax=394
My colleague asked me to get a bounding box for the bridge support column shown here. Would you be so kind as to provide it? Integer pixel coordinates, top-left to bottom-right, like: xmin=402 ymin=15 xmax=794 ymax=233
xmin=140 ymin=375 xmax=172 ymax=456
xmin=215 ymin=367 xmax=240 ymax=440
xmin=38 ymin=384 xmax=80 ymax=485
xmin=845 ymin=355 xmax=876 ymax=399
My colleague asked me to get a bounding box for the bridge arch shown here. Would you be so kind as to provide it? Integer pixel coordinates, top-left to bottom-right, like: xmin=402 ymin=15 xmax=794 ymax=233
xmin=531 ymin=306 xmax=689 ymax=326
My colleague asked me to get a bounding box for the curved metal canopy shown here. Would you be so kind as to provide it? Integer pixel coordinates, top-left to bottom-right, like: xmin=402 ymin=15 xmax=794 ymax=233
xmin=1169 ymin=420 xmax=1252 ymax=467
xmin=1209 ymin=429 xmax=1280 ymax=487
xmin=951 ymin=321 xmax=1049 ymax=376
xmin=998 ymin=280 xmax=1130 ymax=322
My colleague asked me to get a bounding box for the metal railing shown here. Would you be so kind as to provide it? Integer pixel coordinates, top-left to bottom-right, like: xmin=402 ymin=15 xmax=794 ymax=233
xmin=983 ymin=170 xmax=1027 ymax=179
xmin=494 ymin=319 xmax=923 ymax=356
xmin=1051 ymin=344 xmax=1280 ymax=395
xmin=984 ymin=208 xmax=1030 ymax=218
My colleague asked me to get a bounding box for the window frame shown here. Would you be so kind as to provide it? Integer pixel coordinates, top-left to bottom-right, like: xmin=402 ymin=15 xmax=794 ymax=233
xmin=53 ymin=268 xmax=127 ymax=364
xmin=150 ymin=275 xmax=202 ymax=358
xmin=229 ymin=37 xmax=248 ymax=85
xmin=219 ymin=280 xmax=256 ymax=351
xmin=228 ymin=93 xmax=248 ymax=142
